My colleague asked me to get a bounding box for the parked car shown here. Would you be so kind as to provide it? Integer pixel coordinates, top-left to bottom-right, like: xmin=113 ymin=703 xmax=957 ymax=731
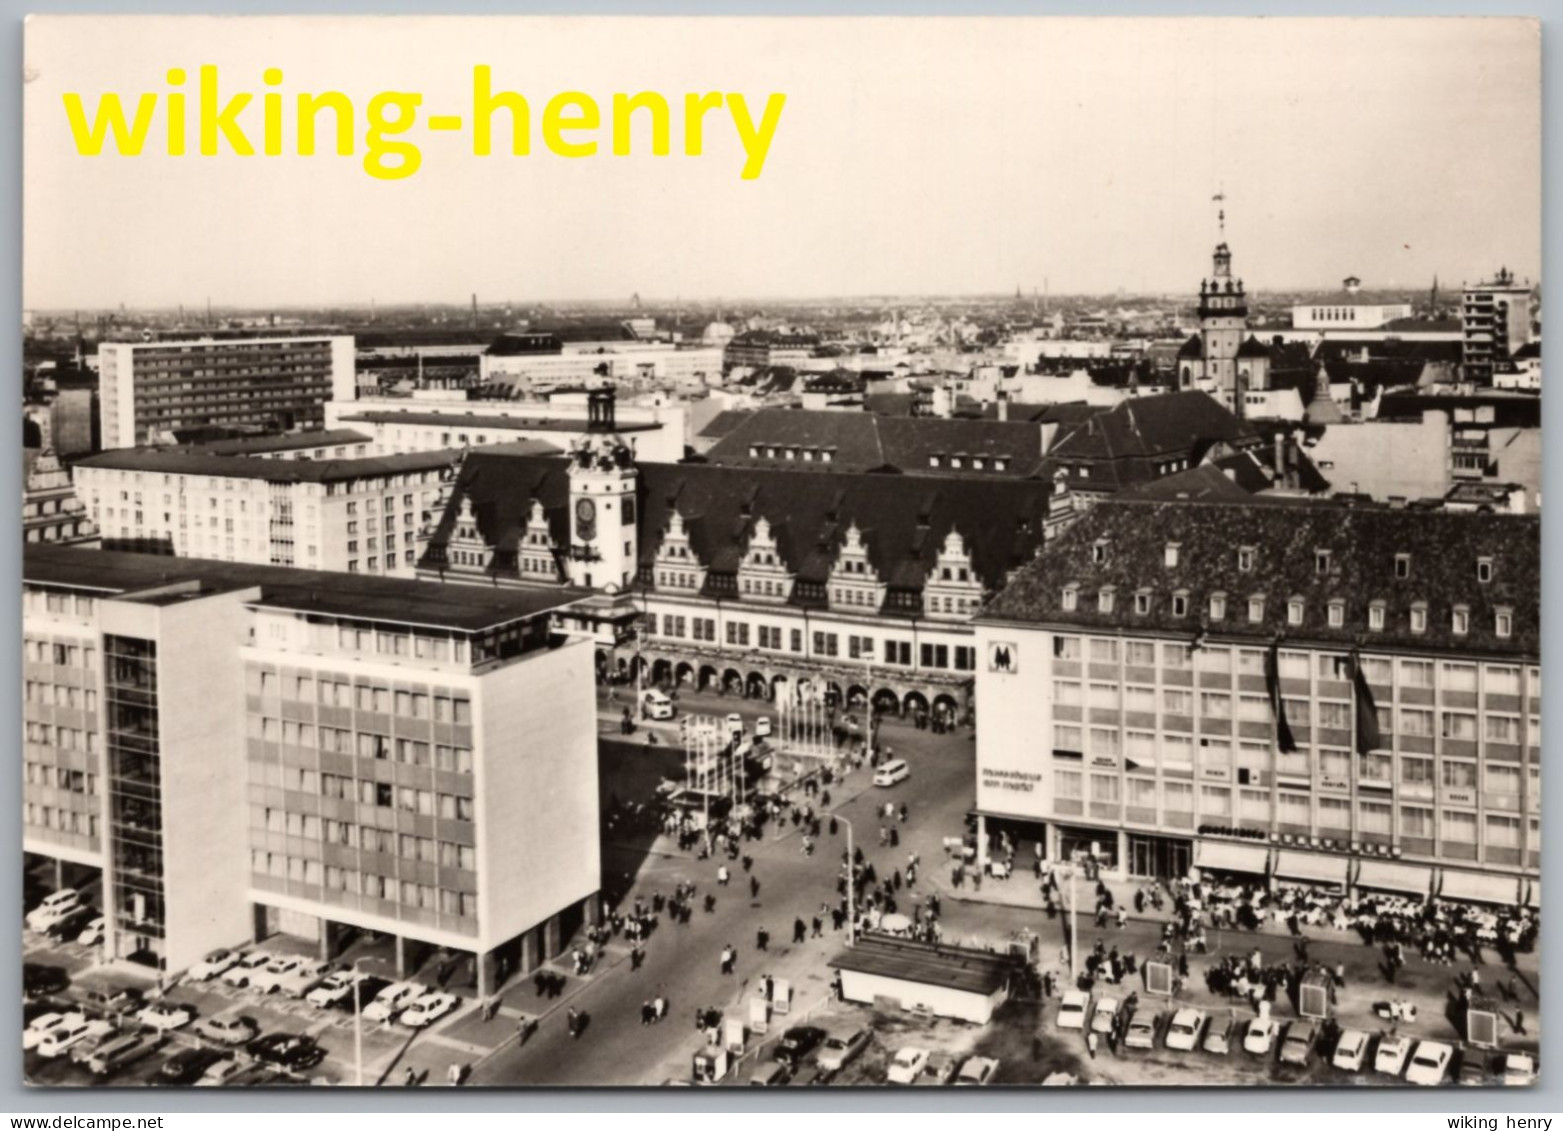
xmin=196 ymin=1057 xmax=249 ymax=1087
xmin=36 ymin=1015 xmax=101 ymax=1059
xmin=1090 ymin=996 xmax=1120 ymax=1034
xmin=156 ymin=1047 xmax=227 ymax=1086
xmin=1374 ymin=1034 xmax=1413 ymax=1077
xmin=222 ymin=952 xmax=275 ymax=989
xmin=23 ymin=963 xmax=69 ymax=998
xmin=1164 ymin=1008 xmax=1207 ymax=1051
xmin=914 ymin=1051 xmax=958 ymax=1086
xmin=44 ymin=906 xmax=98 ymax=941
xmin=1279 ymin=1020 xmax=1317 ymax=1066
xmin=754 ymin=716 xmax=773 ymax=738
xmin=1202 ymin=1016 xmax=1236 ymax=1056
xmin=1503 ymin=1053 xmax=1538 ymax=1086
xmin=955 ymin=1056 xmax=1000 ymax=1086
xmin=138 ymin=1002 xmax=195 ymax=1032
xmin=886 ymin=1047 xmax=930 ymax=1085
xmin=187 ymin=949 xmax=242 ymax=982
xmin=724 ymin=713 xmax=745 ymax=736
xmin=80 ymin=985 xmax=143 ymax=1016
xmin=1123 ymin=1010 xmax=1157 ymax=1050
xmin=749 ymin=1061 xmax=791 ymax=1087
xmin=66 ymin=1019 xmax=122 ymax=1065
xmin=26 ymin=889 xmax=82 ymax=932
xmin=85 ymin=1031 xmax=164 ymax=1077
xmin=873 ymin=759 xmax=910 ymax=787
xmin=247 ymin=1033 xmax=327 ymax=1071
xmin=1243 ymin=1017 xmax=1280 ymax=1056
xmin=1331 ymin=1029 xmax=1370 ymax=1072
xmin=247 ymin=955 xmax=308 ymax=995
xmin=75 ymin=916 xmax=107 ymax=947
xmin=362 ymin=981 xmax=423 ymax=1023
xmin=817 ymin=1027 xmax=871 ymax=1073
xmin=277 ymin=959 xmax=335 ymax=999
xmin=24 ymin=1011 xmax=75 ymax=1052
xmin=1406 ymin=1041 xmax=1453 ymax=1086
xmin=640 ymin=689 xmax=675 ymax=721
xmin=1056 ymin=991 xmax=1090 ymax=1030
xmin=306 ymin=970 xmax=374 ymax=1009
xmin=1458 ymin=1050 xmax=1494 ymax=1086
xmin=774 ymin=1026 xmax=826 ymax=1068
xmin=400 ymin=992 xmax=460 ymax=1029
xmin=193 ymin=1015 xmax=260 ymax=1046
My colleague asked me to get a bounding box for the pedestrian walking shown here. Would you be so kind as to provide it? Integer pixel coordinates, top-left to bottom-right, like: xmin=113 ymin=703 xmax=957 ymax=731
xmin=750 ymin=875 xmax=760 ymax=899
xmin=448 ymin=1063 xmax=466 ymax=1086
xmin=717 ymin=864 xmax=730 ymax=886
xmin=1086 ymin=1032 xmax=1099 ymax=1059
xmin=793 ymin=918 xmax=807 ymax=944
xmin=812 ymin=916 xmax=823 ymax=938
xmin=720 ymin=945 xmax=735 ymax=976
xmin=1514 ymin=1009 xmax=1527 ymax=1036
xmin=757 ymin=927 xmax=770 ymax=951
xmin=405 ymin=1067 xmax=418 ymax=1086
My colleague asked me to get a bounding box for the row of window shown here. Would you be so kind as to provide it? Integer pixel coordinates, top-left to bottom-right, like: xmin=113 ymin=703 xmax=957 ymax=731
xmin=1056 ymin=771 xmax=1534 ymax=846
xmin=24 ymin=722 xmax=99 ymax=753
xmin=302 ymin=770 xmax=475 ymax=821
xmin=250 ymin=852 xmax=478 ymax=919
xmin=25 ymin=804 xmax=98 ymax=839
xmin=22 ymin=639 xmax=94 ymax=668
xmin=23 ymin=762 xmax=95 ymax=794
xmin=24 ymin=681 xmax=99 ymax=712
xmin=249 ymin=671 xmax=472 ymax=723
xmin=1052 ymin=637 xmax=1536 ymax=694
xmin=254 ymin=809 xmax=477 ymax=870
xmin=247 ymin=716 xmax=475 ymax=771
xmin=647 ymin=613 xmax=975 ymax=670
xmin=1052 ymin=726 xmax=1539 ymax=777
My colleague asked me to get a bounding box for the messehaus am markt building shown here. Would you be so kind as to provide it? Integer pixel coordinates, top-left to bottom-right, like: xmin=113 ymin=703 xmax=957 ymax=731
xmin=829 ymin=935 xmax=1023 ymax=1025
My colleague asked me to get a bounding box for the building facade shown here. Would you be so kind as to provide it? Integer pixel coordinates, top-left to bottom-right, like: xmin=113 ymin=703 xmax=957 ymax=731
xmin=974 ymin=499 xmax=1539 ymax=906
xmin=1462 ymin=268 xmax=1535 ymax=384
xmin=74 ymin=448 xmax=460 ymax=576
xmin=97 ymin=335 xmax=356 ymax=450
xmin=23 ymin=546 xmax=598 ymax=989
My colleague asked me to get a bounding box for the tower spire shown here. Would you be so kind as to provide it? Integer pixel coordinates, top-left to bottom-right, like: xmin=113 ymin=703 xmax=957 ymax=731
xmin=1212 ymin=187 xmax=1227 ymax=239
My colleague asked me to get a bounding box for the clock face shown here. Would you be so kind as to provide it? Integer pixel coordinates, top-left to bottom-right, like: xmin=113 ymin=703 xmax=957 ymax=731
xmin=576 ymin=497 xmax=596 ymax=524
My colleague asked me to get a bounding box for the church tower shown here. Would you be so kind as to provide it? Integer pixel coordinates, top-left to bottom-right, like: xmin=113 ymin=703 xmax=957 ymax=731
xmin=566 ymin=430 xmax=639 ymax=593
xmin=1196 ymin=198 xmax=1248 ymax=411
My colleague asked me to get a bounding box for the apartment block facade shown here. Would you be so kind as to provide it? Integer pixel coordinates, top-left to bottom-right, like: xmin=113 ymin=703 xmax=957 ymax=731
xmin=97 ymin=335 xmax=355 ymax=450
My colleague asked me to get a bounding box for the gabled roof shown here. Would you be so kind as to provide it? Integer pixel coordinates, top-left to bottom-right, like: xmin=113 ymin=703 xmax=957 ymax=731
xmin=1045 ymin=391 xmax=1260 ymax=490
xmin=695 ymin=409 xmax=755 ymax=440
xmin=1177 ymin=334 xmax=1204 ymax=360
xmin=1236 ymin=336 xmax=1272 ymax=359
xmin=420 ymin=452 xmax=1054 ymax=605
xmin=982 ymin=498 xmax=1538 ymax=658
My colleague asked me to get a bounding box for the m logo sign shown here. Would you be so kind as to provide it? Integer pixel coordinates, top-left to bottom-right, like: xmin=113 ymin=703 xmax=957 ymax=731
xmin=988 ymin=641 xmax=1018 ymax=673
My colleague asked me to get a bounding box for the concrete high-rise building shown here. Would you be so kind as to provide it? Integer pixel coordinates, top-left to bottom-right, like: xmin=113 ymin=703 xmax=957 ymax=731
xmin=1462 ymin=268 xmax=1535 ymax=384
xmin=22 ymin=545 xmax=599 ymax=987
xmin=97 ymin=335 xmax=356 ymax=450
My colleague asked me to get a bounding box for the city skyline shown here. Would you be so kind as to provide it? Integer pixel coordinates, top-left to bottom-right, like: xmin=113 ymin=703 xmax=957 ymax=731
xmin=25 ymin=16 xmax=1540 ymax=310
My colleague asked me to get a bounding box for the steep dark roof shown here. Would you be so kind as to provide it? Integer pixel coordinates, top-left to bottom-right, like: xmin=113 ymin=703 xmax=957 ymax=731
xmin=1376 ymin=391 xmax=1542 ymax=429
xmin=1236 ymin=336 xmax=1272 ymax=359
xmin=1045 ymin=391 xmax=1260 ymax=490
xmin=1177 ymin=334 xmax=1204 ymax=360
xmin=1118 ymin=462 xmax=1263 ymax=503
xmin=695 ymin=409 xmax=755 ymax=440
xmin=982 ymin=498 xmax=1538 ymax=658
xmin=703 ymin=408 xmax=1050 ymax=477
xmin=421 ymin=452 xmax=1053 ymax=606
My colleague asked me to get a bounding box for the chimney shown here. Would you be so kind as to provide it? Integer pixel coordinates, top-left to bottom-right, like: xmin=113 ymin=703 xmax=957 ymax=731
xmin=1273 ymin=430 xmax=1285 ymax=479
xmin=997 ymin=397 xmax=1008 ymax=423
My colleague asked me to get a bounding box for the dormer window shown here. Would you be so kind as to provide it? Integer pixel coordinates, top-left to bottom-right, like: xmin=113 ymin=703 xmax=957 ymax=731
xmin=1368 ymin=602 xmax=1385 ymax=631
xmin=748 ymin=445 xmax=761 ymax=458
xmin=1452 ymin=605 xmax=1470 ymax=636
xmin=1061 ymin=585 xmax=1078 ymax=612
xmin=1237 ymin=546 xmax=1254 ymax=572
xmin=994 ymin=458 xmax=1009 ymax=472
xmin=972 ymin=457 xmax=986 ymax=470
xmin=929 ymin=456 xmax=941 ymax=468
xmin=1209 ymin=593 xmax=1227 ymax=621
xmin=1248 ymin=596 xmax=1266 ymax=623
xmin=1496 ymin=607 xmax=1513 ymax=638
xmin=1171 ymin=591 xmax=1189 ymax=617
xmin=1477 ymin=557 xmax=1493 ymax=584
xmin=1092 ymin=539 xmax=1109 ymax=565
xmin=1410 ymin=602 xmax=1427 ymax=634
xmin=1098 ymin=587 xmax=1115 ymax=615
xmin=820 ymin=450 xmax=833 ymax=463
xmin=1395 ymin=553 xmax=1411 ymax=580
xmin=1134 ymin=590 xmax=1151 ymax=615
xmin=1164 ymin=542 xmax=1181 ymax=568
xmin=1315 ymin=549 xmax=1331 ymax=575
xmin=1327 ymin=600 xmax=1345 ymax=628
xmin=1287 ymin=599 xmax=1304 ymax=626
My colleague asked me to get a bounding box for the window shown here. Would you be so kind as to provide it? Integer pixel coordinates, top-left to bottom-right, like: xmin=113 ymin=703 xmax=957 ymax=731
xmin=1318 ymin=796 xmax=1350 ymax=828
xmin=1368 ymin=602 xmax=1385 ymax=631
xmin=1248 ymin=596 xmax=1265 ymax=623
xmin=1477 ymin=557 xmax=1493 ymax=584
xmin=1098 ymin=588 xmax=1115 ymax=614
xmin=1401 ymin=756 xmax=1433 ymax=785
xmin=1134 ymin=591 xmax=1151 ymax=615
xmin=1452 ymin=607 xmax=1469 ymax=636
xmin=1124 ymin=685 xmax=1156 ymax=714
xmin=1053 ymin=636 xmax=1081 ymax=660
xmin=1484 ymin=763 xmax=1521 ymax=794
xmin=1400 ymin=659 xmax=1434 ymax=688
xmin=1088 ymin=638 xmax=1119 ymax=664
xmin=1442 ymin=663 xmax=1478 ymax=692
xmin=1086 ymin=683 xmax=1121 ymax=710
xmin=1395 ymin=553 xmax=1411 ymax=579
xmin=1485 ymin=814 xmax=1521 ymax=849
xmin=1092 ymin=540 xmax=1108 ymax=564
xmin=1495 ymin=609 xmax=1513 ymax=638
xmin=1053 ymin=725 xmax=1083 ymax=754
xmin=1053 ymin=680 xmax=1082 ymax=707
xmin=1061 ymin=586 xmax=1078 ymax=612
xmin=1055 ymin=769 xmax=1082 ymax=799
xmin=1163 ymin=780 xmax=1193 ymax=814
xmin=1199 ymin=786 xmax=1231 ymax=818
xmin=1287 ymin=599 xmax=1304 ymax=626
xmin=1441 ymin=810 xmax=1477 ymax=843
xmin=1315 ymin=549 xmax=1331 ymax=575
xmin=1199 ymin=692 xmax=1231 ymax=719
xmin=1171 ymin=592 xmax=1188 ymax=617
xmin=1237 ymin=547 xmax=1254 ymax=572
xmin=1358 ymin=801 xmax=1392 ymax=834
xmin=1164 ymin=543 xmax=1181 ymax=568
xmin=1125 ymin=641 xmax=1155 ymax=667
xmin=1317 ymin=701 xmax=1350 ymax=730
xmin=1162 ymin=642 xmax=1192 ymax=669
xmin=1398 ymin=708 xmax=1434 ymax=737
xmin=1163 ymin=689 xmax=1193 ymax=716
xmin=1089 ymin=728 xmax=1120 ymax=758
xmin=1209 ymin=594 xmax=1226 ymax=621
xmin=1327 ymin=601 xmax=1344 ymax=628
xmin=1441 ymin=760 xmax=1477 ymax=788
xmin=1090 ymin=775 xmax=1120 ymax=803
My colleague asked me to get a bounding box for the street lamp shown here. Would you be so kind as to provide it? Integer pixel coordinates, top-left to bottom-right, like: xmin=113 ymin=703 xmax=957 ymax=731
xmin=349 ymin=956 xmax=383 ymax=1088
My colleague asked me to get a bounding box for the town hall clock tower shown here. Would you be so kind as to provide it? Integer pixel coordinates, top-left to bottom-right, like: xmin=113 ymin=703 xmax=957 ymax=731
xmin=566 ymin=427 xmax=640 ymax=593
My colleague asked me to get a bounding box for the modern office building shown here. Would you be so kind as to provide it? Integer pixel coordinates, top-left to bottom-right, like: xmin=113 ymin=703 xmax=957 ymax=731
xmin=73 ymin=446 xmax=470 ymax=576
xmin=1462 ymin=268 xmax=1535 ymax=384
xmin=22 ymin=545 xmax=598 ymax=988
xmin=973 ymin=498 xmax=1539 ymax=907
xmin=96 ymin=335 xmax=356 ymax=449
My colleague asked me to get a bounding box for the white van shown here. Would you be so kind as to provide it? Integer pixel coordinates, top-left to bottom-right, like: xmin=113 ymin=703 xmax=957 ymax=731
xmin=873 ymin=760 xmax=910 ymax=787
xmin=26 ymin=889 xmax=81 ymax=932
xmin=754 ymin=716 xmax=773 ymax=738
xmin=641 ymin=689 xmax=675 ymax=721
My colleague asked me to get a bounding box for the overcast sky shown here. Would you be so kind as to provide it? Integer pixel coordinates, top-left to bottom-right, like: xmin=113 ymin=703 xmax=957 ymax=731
xmin=24 ymin=15 xmax=1540 ymax=309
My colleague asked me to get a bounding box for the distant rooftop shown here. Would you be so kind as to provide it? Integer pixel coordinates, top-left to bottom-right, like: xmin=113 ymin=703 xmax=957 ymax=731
xmin=341 ymin=410 xmax=662 ymax=433
xmin=75 ymin=446 xmax=467 ymax=484
xmin=191 ymin=429 xmax=371 ymax=456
